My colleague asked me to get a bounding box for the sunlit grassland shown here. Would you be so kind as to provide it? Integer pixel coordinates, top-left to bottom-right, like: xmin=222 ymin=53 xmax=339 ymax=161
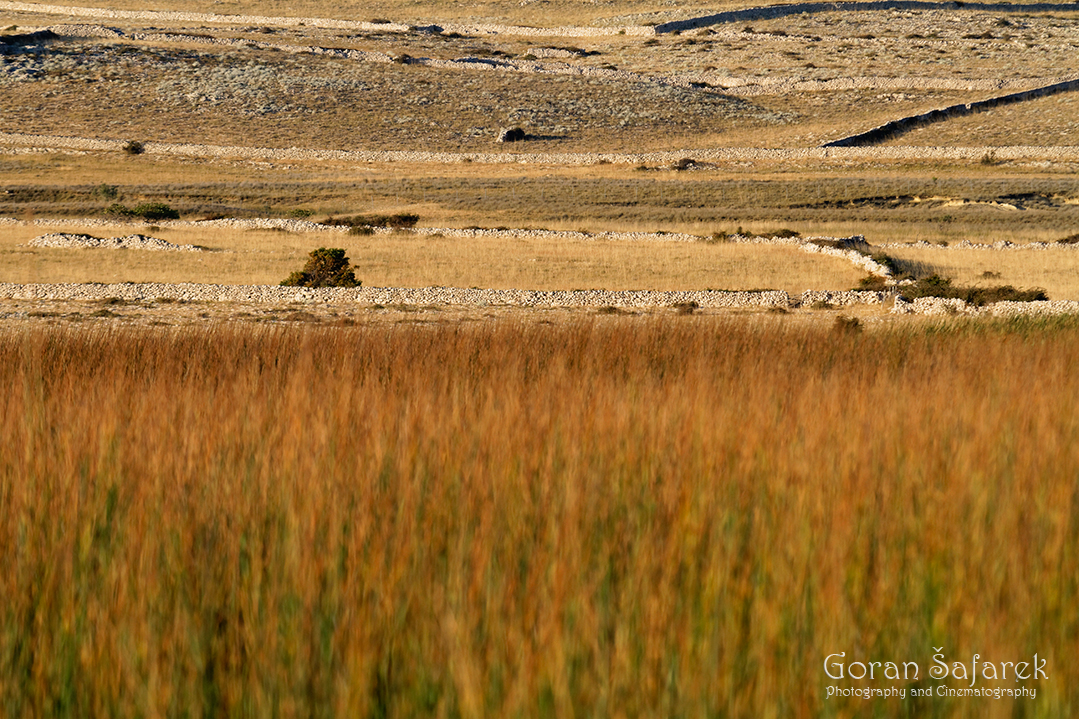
xmin=0 ymin=224 xmax=864 ymax=292
xmin=1 ymin=319 xmax=1077 ymax=718
xmin=884 ymin=245 xmax=1079 ymax=300
xmin=3 ymin=154 xmax=1077 ymax=235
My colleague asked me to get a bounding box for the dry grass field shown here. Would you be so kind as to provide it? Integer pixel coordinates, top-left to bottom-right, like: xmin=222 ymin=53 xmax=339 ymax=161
xmin=3 ymin=0 xmax=1079 ymax=716
xmin=2 ymin=319 xmax=1078 ymax=718
xmin=0 ymin=223 xmax=869 ymax=291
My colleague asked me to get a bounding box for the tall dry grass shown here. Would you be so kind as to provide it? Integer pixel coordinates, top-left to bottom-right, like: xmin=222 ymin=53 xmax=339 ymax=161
xmin=1 ymin=318 xmax=1078 ymax=718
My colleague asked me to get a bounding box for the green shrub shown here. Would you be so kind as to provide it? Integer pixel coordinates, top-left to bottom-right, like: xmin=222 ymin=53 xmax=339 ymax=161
xmin=280 ymin=248 xmax=360 ymax=288
xmin=132 ymin=203 xmax=180 ymax=221
xmin=809 ymin=239 xmax=849 ymax=250
xmin=104 ymin=202 xmax=179 ymax=220
xmin=755 ymin=229 xmax=800 ymax=239
xmin=870 ymin=252 xmax=899 ymax=274
xmin=94 ymin=184 xmax=119 ymax=200
xmin=105 ymin=203 xmax=135 ymax=218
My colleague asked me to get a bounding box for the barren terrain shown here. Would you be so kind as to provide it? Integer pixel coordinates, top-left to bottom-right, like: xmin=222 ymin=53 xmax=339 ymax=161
xmin=2 ymin=0 xmax=1079 ymax=318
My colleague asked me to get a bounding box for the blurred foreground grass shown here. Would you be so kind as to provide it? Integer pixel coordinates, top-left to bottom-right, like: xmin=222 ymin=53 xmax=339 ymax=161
xmin=1 ymin=317 xmax=1077 ymax=718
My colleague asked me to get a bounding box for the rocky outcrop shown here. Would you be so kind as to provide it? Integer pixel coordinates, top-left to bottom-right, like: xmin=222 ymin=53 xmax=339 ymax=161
xmin=497 ymin=127 xmax=527 ymax=143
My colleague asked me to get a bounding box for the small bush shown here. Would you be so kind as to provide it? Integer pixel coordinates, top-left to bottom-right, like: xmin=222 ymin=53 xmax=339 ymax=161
xmin=132 ymin=202 xmax=180 ymax=221
xmin=673 ymin=301 xmax=699 ymax=316
xmin=280 ymin=248 xmax=360 ymax=288
xmin=105 ymin=203 xmax=134 ymax=218
xmin=94 ymin=183 xmax=119 ymax=200
xmin=809 ymin=239 xmax=849 ymax=250
xmin=834 ymin=316 xmax=862 ymax=334
xmin=857 ymin=275 xmax=889 ymax=291
xmin=122 ymin=140 xmax=145 ymax=155
xmin=755 ymin=229 xmax=800 ymax=239
xmin=870 ymin=252 xmax=899 ymax=274
xmin=105 ymin=202 xmax=179 ymax=220
xmin=1055 ymin=233 xmax=1079 ymax=245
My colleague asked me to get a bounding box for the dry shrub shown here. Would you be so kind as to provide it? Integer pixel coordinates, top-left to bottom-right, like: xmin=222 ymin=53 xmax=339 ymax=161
xmin=280 ymin=247 xmax=360 ymax=287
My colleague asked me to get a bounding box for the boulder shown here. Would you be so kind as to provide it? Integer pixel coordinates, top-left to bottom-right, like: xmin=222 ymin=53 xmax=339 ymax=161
xmin=497 ymin=127 xmax=527 ymax=143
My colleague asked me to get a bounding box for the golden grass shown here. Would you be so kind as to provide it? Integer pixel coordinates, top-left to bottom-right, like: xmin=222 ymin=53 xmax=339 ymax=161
xmin=884 ymin=245 xmax=1079 ymax=300
xmin=882 ymin=93 xmax=1079 ymax=148
xmin=0 ymin=224 xmax=865 ymax=292
xmin=1 ymin=318 xmax=1078 ymax=717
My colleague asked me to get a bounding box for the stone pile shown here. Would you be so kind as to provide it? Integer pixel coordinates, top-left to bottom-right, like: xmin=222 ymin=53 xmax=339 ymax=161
xmin=28 ymin=232 xmax=203 ymax=251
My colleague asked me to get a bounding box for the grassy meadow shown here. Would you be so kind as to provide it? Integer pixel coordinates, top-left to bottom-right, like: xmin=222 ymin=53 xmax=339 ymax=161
xmin=0 ymin=223 xmax=866 ymax=292
xmin=2 ymin=318 xmax=1077 ymax=717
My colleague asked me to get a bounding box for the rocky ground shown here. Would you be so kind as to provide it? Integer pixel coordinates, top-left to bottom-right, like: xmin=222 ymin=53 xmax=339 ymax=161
xmin=2 ymin=1 xmax=1078 ymax=152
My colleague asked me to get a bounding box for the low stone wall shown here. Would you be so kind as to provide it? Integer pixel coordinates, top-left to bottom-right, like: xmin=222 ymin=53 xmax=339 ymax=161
xmin=0 ymin=282 xmax=794 ymax=308
xmin=893 ymin=296 xmax=1079 ymax=316
xmin=823 ymin=77 xmax=1079 ymax=147
xmin=5 ymin=282 xmax=1078 ymax=316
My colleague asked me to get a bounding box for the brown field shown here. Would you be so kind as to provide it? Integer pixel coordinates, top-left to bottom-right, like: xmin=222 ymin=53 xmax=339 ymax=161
xmin=3 ymin=0 xmax=1079 ymax=715
xmin=2 ymin=319 xmax=1078 ymax=717
xmin=0 ymin=222 xmax=865 ymax=291
xmin=883 ymin=93 xmax=1079 ymax=147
